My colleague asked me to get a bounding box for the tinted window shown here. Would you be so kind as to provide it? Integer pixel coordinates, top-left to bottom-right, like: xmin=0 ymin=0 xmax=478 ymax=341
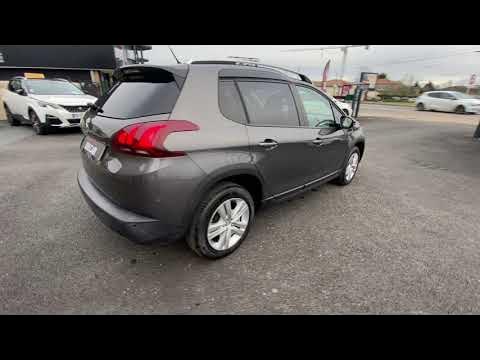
xmin=237 ymin=81 xmax=300 ymax=127
xmin=296 ymin=86 xmax=336 ymax=128
xmin=441 ymin=92 xmax=455 ymax=99
xmin=428 ymin=93 xmax=439 ymax=98
xmin=9 ymin=80 xmax=20 ymax=92
xmin=97 ymin=81 xmax=180 ymax=119
xmin=218 ymin=80 xmax=246 ymax=124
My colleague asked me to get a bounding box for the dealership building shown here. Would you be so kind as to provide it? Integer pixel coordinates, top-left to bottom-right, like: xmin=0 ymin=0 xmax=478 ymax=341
xmin=0 ymin=45 xmax=151 ymax=120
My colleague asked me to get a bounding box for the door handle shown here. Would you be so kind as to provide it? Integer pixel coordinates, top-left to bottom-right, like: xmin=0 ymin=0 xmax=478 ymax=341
xmin=312 ymin=138 xmax=324 ymax=146
xmin=258 ymin=139 xmax=279 ymax=149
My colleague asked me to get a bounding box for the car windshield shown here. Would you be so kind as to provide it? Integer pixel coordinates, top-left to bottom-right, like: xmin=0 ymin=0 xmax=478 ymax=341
xmin=451 ymin=92 xmax=474 ymax=99
xmin=25 ymin=80 xmax=84 ymax=95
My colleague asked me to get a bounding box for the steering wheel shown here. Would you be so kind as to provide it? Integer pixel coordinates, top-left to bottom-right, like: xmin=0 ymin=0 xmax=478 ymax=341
xmin=314 ymin=119 xmax=332 ymax=128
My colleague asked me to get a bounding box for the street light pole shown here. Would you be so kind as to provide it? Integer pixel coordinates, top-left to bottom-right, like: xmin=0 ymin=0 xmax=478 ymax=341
xmin=340 ymin=47 xmax=348 ymax=80
xmin=282 ymin=45 xmax=370 ymax=81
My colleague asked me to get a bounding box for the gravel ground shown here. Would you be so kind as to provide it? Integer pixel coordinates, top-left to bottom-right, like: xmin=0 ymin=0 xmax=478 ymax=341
xmin=0 ymin=108 xmax=479 ymax=314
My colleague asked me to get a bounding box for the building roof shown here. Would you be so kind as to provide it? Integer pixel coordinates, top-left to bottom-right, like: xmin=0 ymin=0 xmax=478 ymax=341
xmin=375 ymin=78 xmax=402 ymax=86
xmin=313 ymin=79 xmax=352 ymax=87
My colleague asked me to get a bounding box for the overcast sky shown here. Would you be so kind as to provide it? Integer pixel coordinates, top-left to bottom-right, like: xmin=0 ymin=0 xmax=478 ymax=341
xmin=147 ymin=45 xmax=480 ymax=86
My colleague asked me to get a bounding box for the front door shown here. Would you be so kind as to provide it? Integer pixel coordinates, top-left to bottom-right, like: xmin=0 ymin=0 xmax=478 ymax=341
xmin=294 ymin=85 xmax=349 ymax=178
xmin=438 ymin=92 xmax=456 ymax=111
xmin=7 ymin=79 xmax=23 ymax=115
xmin=236 ymin=80 xmax=324 ymax=197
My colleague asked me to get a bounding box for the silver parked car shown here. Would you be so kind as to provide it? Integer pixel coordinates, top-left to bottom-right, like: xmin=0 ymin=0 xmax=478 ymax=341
xmin=78 ymin=61 xmax=366 ymax=259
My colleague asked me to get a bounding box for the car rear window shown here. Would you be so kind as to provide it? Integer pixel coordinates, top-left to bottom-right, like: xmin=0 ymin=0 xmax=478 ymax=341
xmin=96 ymin=68 xmax=185 ymax=120
xmin=97 ymin=81 xmax=180 ymax=119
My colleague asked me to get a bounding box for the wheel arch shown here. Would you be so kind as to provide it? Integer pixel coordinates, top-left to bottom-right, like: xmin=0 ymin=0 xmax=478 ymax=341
xmin=182 ymin=165 xmax=266 ymax=232
xmin=355 ymin=140 xmax=365 ymax=160
xmin=27 ymin=106 xmax=38 ymax=117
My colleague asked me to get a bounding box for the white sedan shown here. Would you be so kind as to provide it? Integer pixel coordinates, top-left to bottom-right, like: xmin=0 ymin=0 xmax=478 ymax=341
xmin=315 ymin=87 xmax=353 ymax=116
xmin=415 ymin=91 xmax=480 ymax=114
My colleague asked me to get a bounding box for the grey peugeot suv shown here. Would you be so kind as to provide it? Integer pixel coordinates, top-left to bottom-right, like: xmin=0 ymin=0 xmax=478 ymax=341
xmin=78 ymin=61 xmax=365 ymax=259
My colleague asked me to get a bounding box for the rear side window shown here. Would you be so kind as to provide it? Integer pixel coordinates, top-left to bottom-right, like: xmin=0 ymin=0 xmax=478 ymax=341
xmin=440 ymin=92 xmax=454 ymax=99
xmin=97 ymin=76 xmax=181 ymax=119
xmin=218 ymin=80 xmax=247 ymax=124
xmin=428 ymin=93 xmax=439 ymax=98
xmin=237 ymin=81 xmax=300 ymax=127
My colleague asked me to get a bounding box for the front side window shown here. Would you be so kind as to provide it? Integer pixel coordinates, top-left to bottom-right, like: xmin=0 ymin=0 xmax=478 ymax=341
xmin=237 ymin=81 xmax=300 ymax=127
xmin=24 ymin=80 xmax=84 ymax=95
xmin=331 ymin=103 xmax=345 ymax=123
xmin=9 ymin=80 xmax=20 ymax=92
xmin=452 ymin=92 xmax=474 ymax=100
xmin=295 ymin=86 xmax=336 ymax=128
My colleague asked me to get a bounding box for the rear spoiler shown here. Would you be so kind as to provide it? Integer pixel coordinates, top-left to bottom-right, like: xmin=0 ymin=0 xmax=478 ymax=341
xmin=113 ymin=65 xmax=189 ymax=88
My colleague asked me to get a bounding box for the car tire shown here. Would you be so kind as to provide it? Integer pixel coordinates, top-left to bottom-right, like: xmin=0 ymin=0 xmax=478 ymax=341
xmin=455 ymin=105 xmax=466 ymax=114
xmin=30 ymin=110 xmax=48 ymax=135
xmin=416 ymin=103 xmax=425 ymax=111
xmin=4 ymin=105 xmax=20 ymax=126
xmin=334 ymin=147 xmax=361 ymax=186
xmin=186 ymin=181 xmax=255 ymax=259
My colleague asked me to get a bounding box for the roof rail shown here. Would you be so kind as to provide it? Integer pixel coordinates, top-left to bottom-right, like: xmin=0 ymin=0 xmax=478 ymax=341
xmin=190 ymin=60 xmax=313 ymax=84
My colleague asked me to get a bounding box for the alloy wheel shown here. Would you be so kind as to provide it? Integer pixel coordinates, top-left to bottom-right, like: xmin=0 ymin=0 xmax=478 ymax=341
xmin=207 ymin=198 xmax=250 ymax=251
xmin=345 ymin=152 xmax=359 ymax=182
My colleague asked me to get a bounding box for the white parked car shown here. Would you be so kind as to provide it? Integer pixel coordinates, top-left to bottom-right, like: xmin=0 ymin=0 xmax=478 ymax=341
xmin=415 ymin=91 xmax=480 ymax=114
xmin=331 ymin=96 xmax=353 ymax=116
xmin=316 ymin=87 xmax=353 ymax=116
xmin=2 ymin=77 xmax=98 ymax=135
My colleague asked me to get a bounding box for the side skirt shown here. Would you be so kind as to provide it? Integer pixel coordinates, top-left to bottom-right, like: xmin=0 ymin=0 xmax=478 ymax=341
xmin=262 ymin=170 xmax=340 ymax=204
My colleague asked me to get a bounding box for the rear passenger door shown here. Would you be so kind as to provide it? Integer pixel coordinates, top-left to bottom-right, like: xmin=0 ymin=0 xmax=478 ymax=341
xmin=236 ymin=79 xmax=326 ymax=197
xmin=428 ymin=92 xmax=442 ymax=110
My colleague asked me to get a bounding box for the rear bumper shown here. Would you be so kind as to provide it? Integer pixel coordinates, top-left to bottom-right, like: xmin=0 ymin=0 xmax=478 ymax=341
xmin=77 ymin=168 xmax=183 ymax=244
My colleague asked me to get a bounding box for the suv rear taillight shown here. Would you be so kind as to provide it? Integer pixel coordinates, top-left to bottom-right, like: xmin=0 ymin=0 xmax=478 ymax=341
xmin=112 ymin=120 xmax=199 ymax=158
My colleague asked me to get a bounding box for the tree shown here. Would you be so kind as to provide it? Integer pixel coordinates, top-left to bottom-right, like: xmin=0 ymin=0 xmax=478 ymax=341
xmin=378 ymin=73 xmax=388 ymax=80
xmin=422 ymin=81 xmax=436 ymax=92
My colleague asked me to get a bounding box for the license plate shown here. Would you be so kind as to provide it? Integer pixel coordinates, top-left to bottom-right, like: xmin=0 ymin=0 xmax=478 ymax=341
xmin=71 ymin=113 xmax=83 ymax=119
xmin=83 ymin=137 xmax=106 ymax=161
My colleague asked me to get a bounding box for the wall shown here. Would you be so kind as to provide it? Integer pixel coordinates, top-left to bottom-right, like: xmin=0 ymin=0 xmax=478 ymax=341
xmin=0 ymin=68 xmax=92 ymax=82
xmin=0 ymin=45 xmax=116 ymax=70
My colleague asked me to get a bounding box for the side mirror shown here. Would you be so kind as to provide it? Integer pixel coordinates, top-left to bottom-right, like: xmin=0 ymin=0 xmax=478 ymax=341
xmin=341 ymin=115 xmax=354 ymax=129
xmin=15 ymin=88 xmax=26 ymax=96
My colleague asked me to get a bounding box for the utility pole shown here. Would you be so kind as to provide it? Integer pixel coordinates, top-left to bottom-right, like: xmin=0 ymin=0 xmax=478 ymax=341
xmin=340 ymin=47 xmax=349 ymax=80
xmin=282 ymin=45 xmax=370 ymax=80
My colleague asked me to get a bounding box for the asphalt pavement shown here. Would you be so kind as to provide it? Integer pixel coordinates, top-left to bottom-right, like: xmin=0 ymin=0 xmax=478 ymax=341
xmin=1 ymin=107 xmax=480 ymax=314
